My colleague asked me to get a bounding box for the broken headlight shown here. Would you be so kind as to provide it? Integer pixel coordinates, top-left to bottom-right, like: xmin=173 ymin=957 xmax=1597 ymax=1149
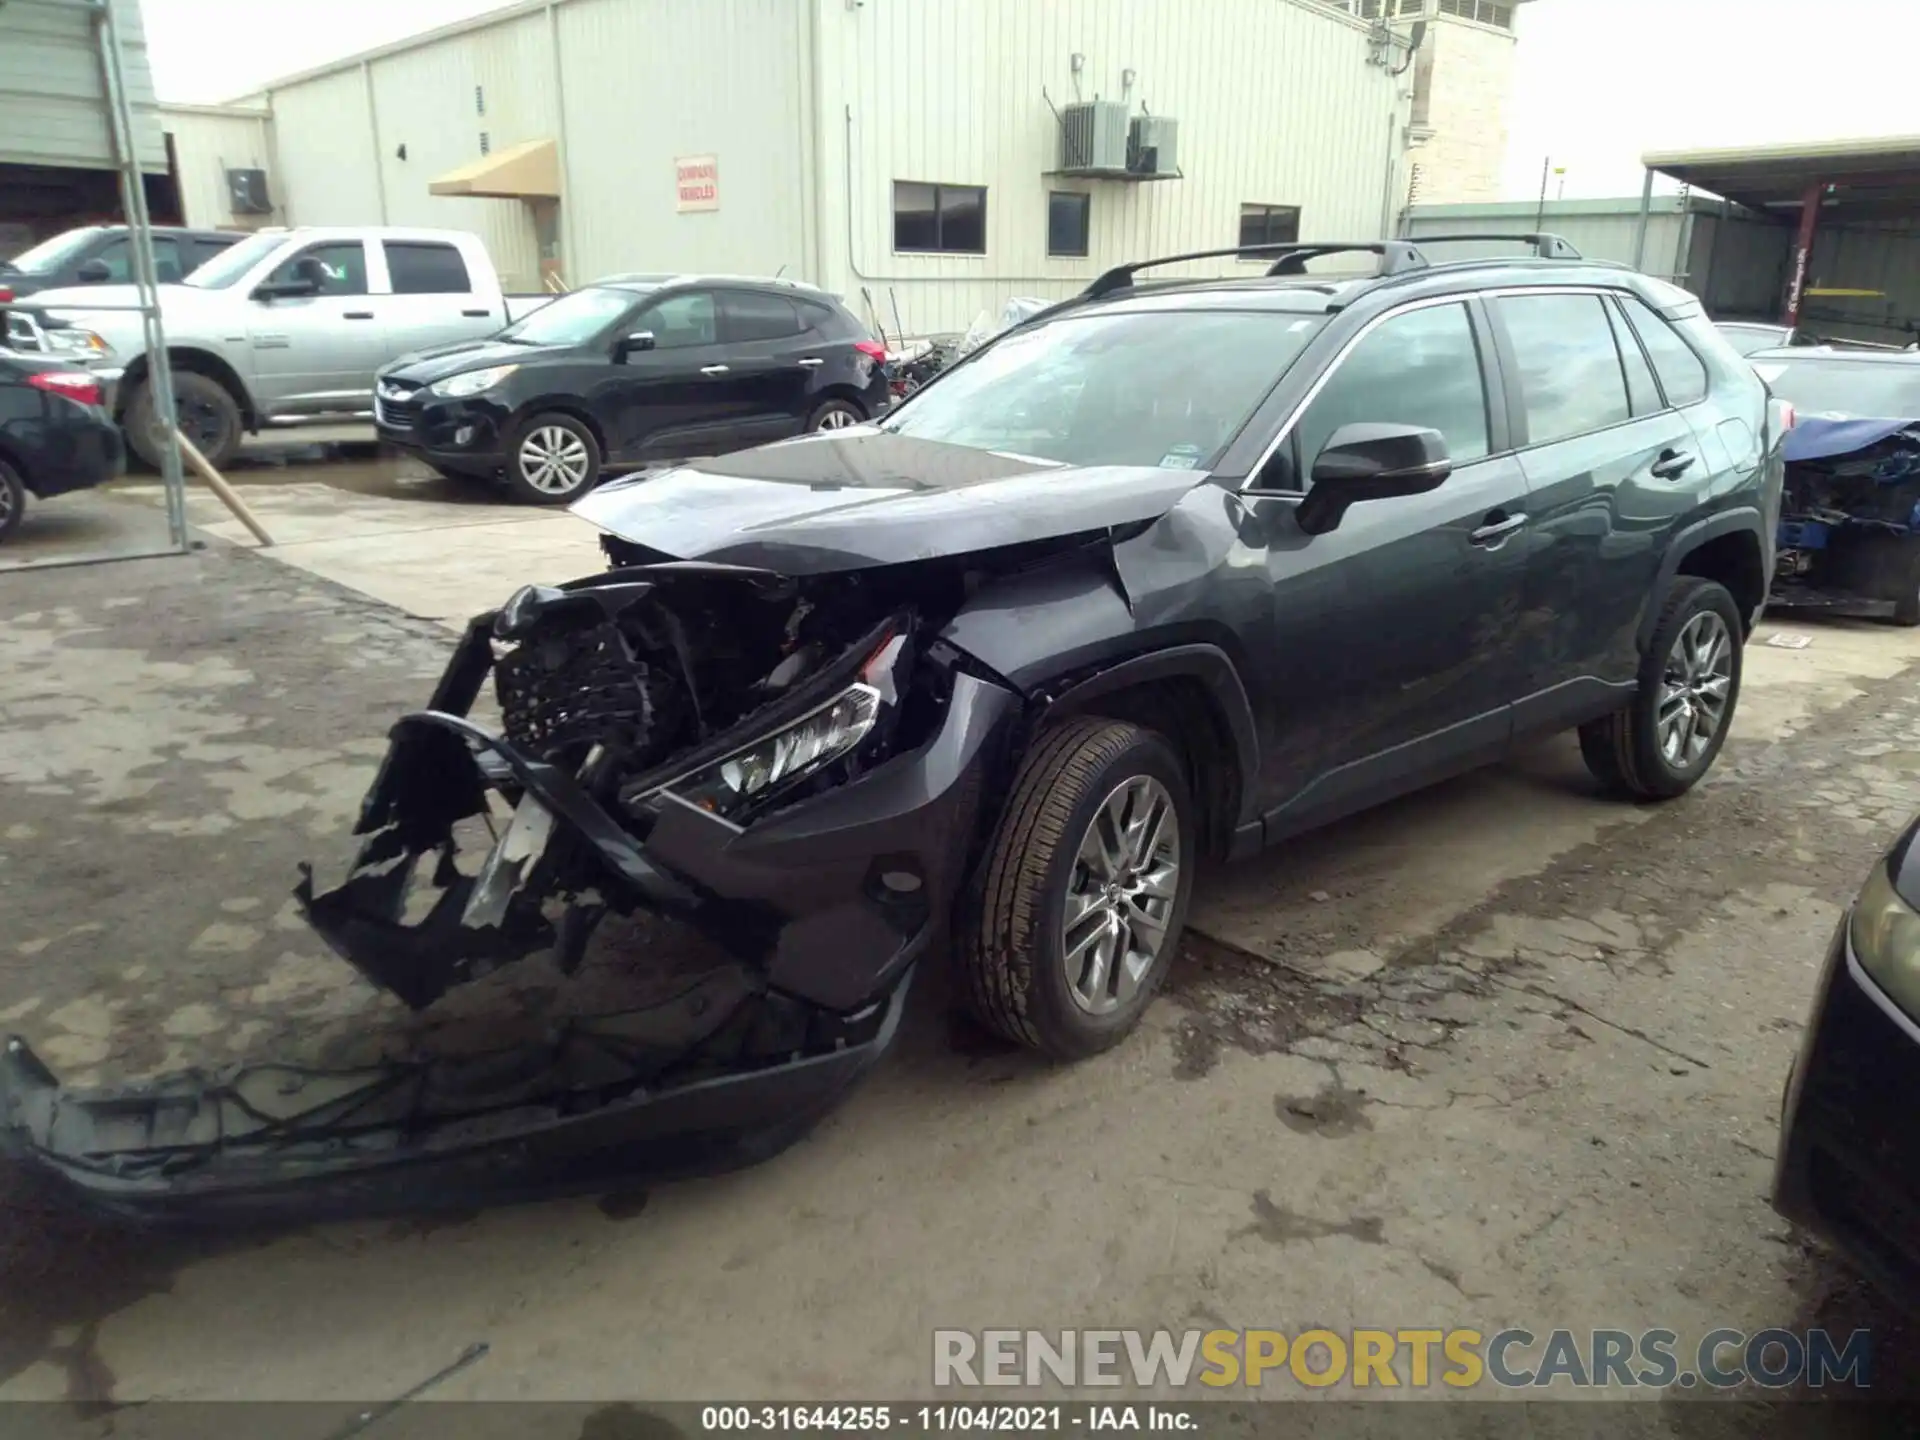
xmin=661 ymin=683 xmax=882 ymax=821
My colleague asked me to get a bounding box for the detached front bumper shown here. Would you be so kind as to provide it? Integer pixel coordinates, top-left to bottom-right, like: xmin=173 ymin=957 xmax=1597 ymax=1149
xmin=1773 ymin=913 xmax=1920 ymax=1301
xmin=0 ymin=598 xmax=1019 ymax=1222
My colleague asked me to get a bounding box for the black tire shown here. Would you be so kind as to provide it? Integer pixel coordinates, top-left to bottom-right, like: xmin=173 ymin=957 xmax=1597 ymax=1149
xmin=0 ymin=459 xmax=26 ymax=543
xmin=503 ymin=411 xmax=601 ymax=505
xmin=806 ymin=397 xmax=866 ymax=433
xmin=961 ymin=718 xmax=1196 ymax=1059
xmin=125 ymin=371 xmax=242 ymax=471
xmin=1579 ymin=576 xmax=1744 ymax=800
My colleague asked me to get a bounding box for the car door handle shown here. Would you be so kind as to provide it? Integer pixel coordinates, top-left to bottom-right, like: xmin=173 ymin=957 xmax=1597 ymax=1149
xmin=344 ymin=311 xmax=375 ymax=320
xmin=797 ymin=357 xmax=825 ymax=368
xmin=1651 ymin=448 xmax=1696 ymax=479
xmin=1470 ymin=512 xmax=1527 ymax=546
xmin=699 ymin=365 xmax=730 ymax=376
xmin=462 ymin=308 xmax=490 ymax=318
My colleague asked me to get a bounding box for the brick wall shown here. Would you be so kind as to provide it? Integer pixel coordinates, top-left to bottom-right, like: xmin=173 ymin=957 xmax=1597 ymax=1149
xmin=1413 ymin=16 xmax=1518 ymax=205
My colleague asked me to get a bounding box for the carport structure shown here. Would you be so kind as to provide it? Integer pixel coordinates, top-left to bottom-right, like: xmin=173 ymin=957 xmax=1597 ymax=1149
xmin=1636 ymin=135 xmax=1920 ymax=346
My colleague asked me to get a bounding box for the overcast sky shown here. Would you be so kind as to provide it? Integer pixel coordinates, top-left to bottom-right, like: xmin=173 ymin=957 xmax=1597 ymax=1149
xmin=144 ymin=0 xmax=1920 ymax=201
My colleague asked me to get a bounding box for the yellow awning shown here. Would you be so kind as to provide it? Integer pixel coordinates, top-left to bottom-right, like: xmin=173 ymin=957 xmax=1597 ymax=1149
xmin=428 ymin=138 xmax=560 ymax=200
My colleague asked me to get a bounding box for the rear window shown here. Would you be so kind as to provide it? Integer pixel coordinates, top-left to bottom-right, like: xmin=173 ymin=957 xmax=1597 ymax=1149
xmin=881 ymin=309 xmax=1327 ymax=470
xmin=1754 ymin=358 xmax=1920 ymax=420
xmin=386 ymin=241 xmax=472 ymax=295
xmin=1621 ymin=295 xmax=1709 ymax=406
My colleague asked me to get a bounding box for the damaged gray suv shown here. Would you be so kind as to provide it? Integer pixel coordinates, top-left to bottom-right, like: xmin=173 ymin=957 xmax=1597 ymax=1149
xmin=0 ymin=237 xmax=1785 ymax=1219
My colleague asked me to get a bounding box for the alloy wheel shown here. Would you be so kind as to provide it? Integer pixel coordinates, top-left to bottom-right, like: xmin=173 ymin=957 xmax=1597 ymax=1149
xmin=0 ymin=473 xmax=17 ymax=529
xmin=1061 ymin=775 xmax=1181 ymax=1015
xmin=518 ymin=426 xmax=591 ymax=495
xmin=817 ymin=407 xmax=857 ymax=430
xmin=1657 ymin=610 xmax=1733 ymax=767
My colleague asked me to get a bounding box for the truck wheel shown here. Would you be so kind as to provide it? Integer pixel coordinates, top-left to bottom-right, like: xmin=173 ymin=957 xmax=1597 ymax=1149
xmin=505 ymin=412 xmax=600 ymax=504
xmin=0 ymin=460 xmax=26 ymax=543
xmin=125 ymin=372 xmax=241 ymax=471
xmin=1579 ymin=576 xmax=1744 ymax=800
xmin=961 ymin=718 xmax=1195 ymax=1059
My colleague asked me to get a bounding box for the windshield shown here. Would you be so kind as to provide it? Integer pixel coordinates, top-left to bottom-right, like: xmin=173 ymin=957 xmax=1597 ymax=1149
xmin=1717 ymin=325 xmax=1790 ymax=357
xmin=182 ymin=232 xmax=286 ymax=289
xmin=499 ymin=286 xmax=644 ymax=346
xmin=881 ymin=308 xmax=1328 ymax=468
xmin=1755 ymin=358 xmax=1920 ymax=420
xmin=3 ymin=228 xmax=104 ymax=275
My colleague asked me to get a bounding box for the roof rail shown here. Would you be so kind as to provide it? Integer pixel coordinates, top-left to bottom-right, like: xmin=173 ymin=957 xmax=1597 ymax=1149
xmin=1083 ymin=241 xmax=1429 ymax=300
xmin=1402 ymin=232 xmax=1585 ymax=260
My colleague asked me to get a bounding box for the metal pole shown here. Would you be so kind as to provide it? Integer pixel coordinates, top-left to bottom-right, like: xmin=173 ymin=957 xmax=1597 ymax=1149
xmin=1534 ymin=155 xmax=1549 ymax=234
xmin=94 ymin=0 xmax=189 ymax=552
xmin=1785 ymin=179 xmax=1824 ymax=327
xmin=1632 ymin=167 xmax=1654 ymax=271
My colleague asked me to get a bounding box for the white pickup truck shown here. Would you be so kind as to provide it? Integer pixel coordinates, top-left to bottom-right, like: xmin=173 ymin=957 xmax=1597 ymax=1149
xmin=5 ymin=225 xmax=551 ymax=468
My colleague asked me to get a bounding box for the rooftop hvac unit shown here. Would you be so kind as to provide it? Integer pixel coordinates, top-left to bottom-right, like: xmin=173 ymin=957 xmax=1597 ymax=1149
xmin=226 ymin=168 xmax=272 ymax=215
xmin=1128 ymin=115 xmax=1179 ymax=177
xmin=1060 ymin=100 xmax=1130 ymax=173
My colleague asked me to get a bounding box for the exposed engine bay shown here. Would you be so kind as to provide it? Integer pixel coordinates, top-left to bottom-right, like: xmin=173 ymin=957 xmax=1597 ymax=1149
xmin=1774 ymin=422 xmax=1920 ymax=614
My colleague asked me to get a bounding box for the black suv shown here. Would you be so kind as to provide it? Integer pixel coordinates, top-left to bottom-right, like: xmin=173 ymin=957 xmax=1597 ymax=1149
xmin=373 ymin=274 xmax=893 ymax=504
xmin=0 ymin=237 xmax=1788 ymax=1218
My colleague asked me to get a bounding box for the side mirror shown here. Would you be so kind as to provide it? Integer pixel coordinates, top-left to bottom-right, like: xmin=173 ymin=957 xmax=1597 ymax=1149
xmin=75 ymin=259 xmax=112 ymax=283
xmin=617 ymin=330 xmax=657 ymax=358
xmin=1294 ymin=423 xmax=1451 ymax=536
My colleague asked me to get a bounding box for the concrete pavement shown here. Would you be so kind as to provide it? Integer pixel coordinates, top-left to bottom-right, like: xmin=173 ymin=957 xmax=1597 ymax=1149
xmin=1 ymin=454 xmax=1916 ymax=1420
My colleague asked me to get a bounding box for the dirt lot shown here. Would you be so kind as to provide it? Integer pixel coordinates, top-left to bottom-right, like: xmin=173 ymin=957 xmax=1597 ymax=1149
xmin=2 ymin=453 xmax=1919 ymax=1424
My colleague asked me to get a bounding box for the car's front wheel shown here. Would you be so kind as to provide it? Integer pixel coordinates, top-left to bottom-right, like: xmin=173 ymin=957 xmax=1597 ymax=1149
xmin=0 ymin=459 xmax=26 ymax=543
xmin=961 ymin=718 xmax=1195 ymax=1059
xmin=504 ymin=412 xmax=601 ymax=504
xmin=1579 ymin=576 xmax=1744 ymax=800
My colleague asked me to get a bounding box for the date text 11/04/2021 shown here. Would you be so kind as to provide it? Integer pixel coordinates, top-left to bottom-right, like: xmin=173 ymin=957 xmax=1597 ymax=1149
xmin=701 ymin=1408 xmax=1195 ymax=1432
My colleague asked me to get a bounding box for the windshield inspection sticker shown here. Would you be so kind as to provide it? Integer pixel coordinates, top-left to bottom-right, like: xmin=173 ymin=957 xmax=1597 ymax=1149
xmin=1160 ymin=444 xmax=1202 ymax=470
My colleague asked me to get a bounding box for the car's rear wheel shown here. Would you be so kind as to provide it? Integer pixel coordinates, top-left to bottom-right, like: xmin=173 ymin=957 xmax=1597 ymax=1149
xmin=0 ymin=459 xmax=26 ymax=543
xmin=504 ymin=412 xmax=600 ymax=505
xmin=1579 ymin=576 xmax=1744 ymax=800
xmin=806 ymin=398 xmax=865 ymax=433
xmin=960 ymin=718 xmax=1194 ymax=1059
xmin=124 ymin=371 xmax=242 ymax=471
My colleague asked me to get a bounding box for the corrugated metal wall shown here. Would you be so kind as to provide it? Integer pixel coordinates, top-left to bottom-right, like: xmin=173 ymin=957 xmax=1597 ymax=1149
xmin=0 ymin=0 xmax=166 ymax=172
xmin=364 ymin=10 xmax=557 ymax=292
xmin=1801 ymin=219 xmax=1920 ymax=346
xmin=267 ymin=68 xmax=384 ymax=227
xmin=816 ymin=0 xmax=1407 ymax=338
xmin=160 ymin=105 xmax=278 ymax=228
xmin=552 ymin=0 xmax=811 ymax=285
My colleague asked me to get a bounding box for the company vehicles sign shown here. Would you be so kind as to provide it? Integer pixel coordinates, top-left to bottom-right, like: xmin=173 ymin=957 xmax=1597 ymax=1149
xmin=676 ymin=155 xmax=720 ymax=212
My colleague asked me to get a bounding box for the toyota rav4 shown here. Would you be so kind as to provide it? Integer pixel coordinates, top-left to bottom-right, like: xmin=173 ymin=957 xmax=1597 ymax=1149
xmin=0 ymin=236 xmax=1786 ymax=1220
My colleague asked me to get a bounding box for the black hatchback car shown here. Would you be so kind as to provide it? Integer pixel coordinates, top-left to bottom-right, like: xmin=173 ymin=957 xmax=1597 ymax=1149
xmin=373 ymin=274 xmax=892 ymax=504
xmin=0 ymin=349 xmax=124 ymax=542
xmin=0 ymin=236 xmax=1789 ymax=1219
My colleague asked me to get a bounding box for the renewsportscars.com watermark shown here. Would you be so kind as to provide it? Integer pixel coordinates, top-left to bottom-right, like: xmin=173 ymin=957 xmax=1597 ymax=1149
xmin=933 ymin=1328 xmax=1872 ymax=1392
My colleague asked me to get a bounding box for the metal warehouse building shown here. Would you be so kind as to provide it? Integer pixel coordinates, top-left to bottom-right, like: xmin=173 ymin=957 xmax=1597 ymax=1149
xmin=158 ymin=0 xmax=1473 ymax=338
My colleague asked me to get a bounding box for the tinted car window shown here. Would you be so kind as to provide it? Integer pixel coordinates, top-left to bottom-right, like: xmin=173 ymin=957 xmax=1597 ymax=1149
xmin=641 ymin=291 xmax=718 ymax=348
xmin=1605 ymin=299 xmax=1663 ymax=416
xmin=1498 ymin=293 xmax=1632 ymax=445
xmin=1621 ymin=294 xmax=1709 ymax=406
xmin=386 ymin=241 xmax=472 ymax=295
xmin=94 ymin=236 xmax=183 ymax=283
xmin=799 ymin=299 xmax=851 ymax=337
xmin=270 ymin=242 xmax=369 ymax=297
xmin=883 ymin=309 xmax=1328 ymax=470
xmin=192 ymin=237 xmax=237 ymax=271
xmin=1295 ymin=302 xmax=1490 ymax=479
xmin=723 ymin=291 xmax=801 ymax=343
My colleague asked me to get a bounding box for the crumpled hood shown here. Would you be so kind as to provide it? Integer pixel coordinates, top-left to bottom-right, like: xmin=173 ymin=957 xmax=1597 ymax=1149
xmin=570 ymin=429 xmax=1212 ymax=574
xmin=383 ymin=339 xmax=528 ymax=384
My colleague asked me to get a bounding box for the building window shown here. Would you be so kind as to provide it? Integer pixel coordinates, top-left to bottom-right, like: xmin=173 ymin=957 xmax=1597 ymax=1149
xmin=1047 ymin=191 xmax=1090 ymax=258
xmin=1238 ymin=204 xmax=1301 ymax=258
xmin=1356 ymin=0 xmax=1427 ymax=17
xmin=894 ymin=181 xmax=987 ymax=255
xmin=1439 ymin=0 xmax=1513 ymax=27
